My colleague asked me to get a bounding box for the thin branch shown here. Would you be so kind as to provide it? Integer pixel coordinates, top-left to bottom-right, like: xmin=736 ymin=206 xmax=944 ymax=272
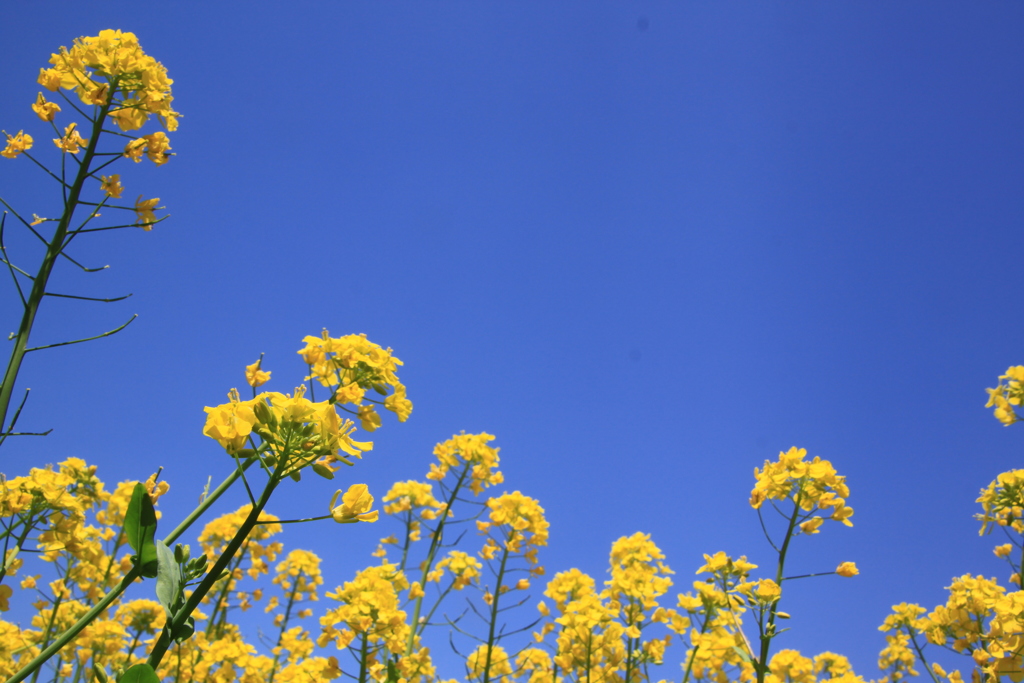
xmin=43 ymin=291 xmax=131 ymax=303
xmin=15 ymin=150 xmax=72 ymax=189
xmin=0 ymin=197 xmax=50 ymax=246
xmin=24 ymin=314 xmax=137 ymax=352
xmin=58 ymin=250 xmax=109 ymax=273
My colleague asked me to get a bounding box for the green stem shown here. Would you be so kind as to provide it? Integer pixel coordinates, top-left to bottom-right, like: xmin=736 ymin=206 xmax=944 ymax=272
xmin=267 ymin=574 xmax=303 ymax=683
xmin=755 ymin=493 xmax=803 ymax=683
xmin=481 ymin=541 xmax=511 ymax=683
xmin=358 ymin=633 xmax=369 ymax=683
xmin=0 ymin=87 xmax=116 ymax=436
xmin=404 ymin=464 xmax=471 ymax=656
xmin=146 ymin=475 xmax=280 ymax=669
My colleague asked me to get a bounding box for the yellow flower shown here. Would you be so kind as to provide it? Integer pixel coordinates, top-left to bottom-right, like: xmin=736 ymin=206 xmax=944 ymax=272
xmin=53 ymin=122 xmax=87 ymax=153
xmin=142 ymin=131 xmax=172 ymax=165
xmin=994 ymin=544 xmax=1014 ymax=558
xmin=835 ymin=561 xmax=858 ymax=577
xmin=124 ymin=138 xmax=147 ymax=162
xmin=245 ymin=359 xmax=271 ymax=388
xmin=40 ymin=30 xmax=179 ymax=131
xmin=31 ymin=93 xmax=60 ymax=121
xmin=799 ymin=516 xmax=823 ymax=534
xmin=330 ymin=484 xmax=378 ymax=523
xmin=357 ymin=404 xmax=381 ymax=432
xmin=1 ymin=130 xmax=33 ymax=159
xmin=202 ymin=390 xmax=259 ymax=453
xmin=134 ymin=195 xmax=160 ymax=229
xmin=100 ymin=174 xmax=123 ymax=198
xmin=753 ymin=578 xmax=782 ymax=603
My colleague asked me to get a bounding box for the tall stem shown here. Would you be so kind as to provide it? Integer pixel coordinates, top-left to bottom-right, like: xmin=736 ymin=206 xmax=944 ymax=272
xmin=0 ymin=91 xmax=115 ymax=436
xmin=755 ymin=495 xmax=802 ymax=683
xmin=404 ymin=464 xmax=470 ymax=656
xmin=481 ymin=542 xmax=511 ymax=683
xmin=146 ymin=475 xmax=279 ymax=669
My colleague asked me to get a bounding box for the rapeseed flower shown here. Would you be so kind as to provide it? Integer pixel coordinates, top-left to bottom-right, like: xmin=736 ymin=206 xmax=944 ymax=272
xmin=429 ymin=432 xmax=503 ymax=494
xmin=751 ymin=447 xmax=854 ymax=527
xmin=31 ymin=93 xmax=60 ymax=121
xmin=1 ymin=130 xmax=33 ymax=159
xmin=330 ymin=484 xmax=378 ymax=523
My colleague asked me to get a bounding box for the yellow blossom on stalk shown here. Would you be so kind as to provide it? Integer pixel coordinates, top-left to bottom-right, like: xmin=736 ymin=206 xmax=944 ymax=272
xmin=114 ymin=599 xmax=166 ymax=636
xmin=516 ymin=648 xmax=554 ymax=683
xmin=467 ymin=644 xmax=513 ymax=682
xmin=429 ymin=432 xmax=504 ymax=494
xmin=142 ymin=131 xmax=171 ymax=164
xmin=382 ymin=480 xmax=445 ymax=519
xmin=273 ymin=550 xmax=324 ymax=603
xmin=297 ymin=330 xmax=410 ymax=420
xmin=766 ymin=650 xmax=815 ymax=683
xmin=750 ymin=447 xmax=854 ymax=527
xmin=976 ymin=469 xmax=1024 ymax=535
xmin=435 ymin=551 xmax=482 ymax=589
xmin=696 ymin=551 xmax=758 ymax=577
xmin=99 ymin=174 xmax=123 ymax=198
xmin=918 ymin=575 xmax=1006 ymax=657
xmin=604 ymin=532 xmax=674 ymax=618
xmin=551 ymin=586 xmax=626 ymax=681
xmin=334 ymin=382 xmax=365 ymax=405
xmin=31 ymin=93 xmax=60 ymax=121
xmin=319 ymin=562 xmax=409 ymax=653
xmin=879 ymin=603 xmax=928 ymax=634
xmin=800 ymin=516 xmax=823 ymax=534
xmin=245 ymin=358 xmax=271 ymax=388
xmin=485 ymin=491 xmax=549 ymax=558
xmin=123 ymin=137 xmax=146 ymax=162
xmin=546 ymin=569 xmax=598 ymax=613
xmin=836 ymin=562 xmax=859 ymax=577
xmin=53 ymin=122 xmax=88 ymax=153
xmin=985 ymin=366 xmax=1024 ymax=426
xmin=357 ymin=404 xmax=382 ymax=432
xmin=134 ymin=195 xmax=160 ymax=229
xmin=330 ymin=484 xmax=378 ymax=523
xmin=203 ymin=388 xmax=259 ymax=453
xmin=744 ymin=578 xmax=782 ymax=605
xmin=39 ymin=30 xmax=179 ymax=131
xmin=1 ymin=130 xmax=33 ymax=159
xmin=994 ymin=543 xmax=1014 ymax=558
xmin=384 ymin=382 xmax=413 ymax=422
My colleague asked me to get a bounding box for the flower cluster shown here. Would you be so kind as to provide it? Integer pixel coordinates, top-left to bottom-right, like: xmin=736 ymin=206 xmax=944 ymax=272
xmin=382 ymin=480 xmax=445 ymax=520
xmin=428 ymin=432 xmax=503 ymax=494
xmin=750 ymin=447 xmax=854 ymax=528
xmin=37 ymin=29 xmax=178 ymax=132
xmin=318 ymin=563 xmax=412 ymax=664
xmin=986 ymin=366 xmax=1024 ymax=426
xmin=202 ymin=386 xmax=372 ymax=471
xmin=480 ymin=491 xmax=549 ymax=562
xmin=297 ymin=331 xmax=411 ymax=431
xmin=977 ymin=469 xmax=1024 ymax=536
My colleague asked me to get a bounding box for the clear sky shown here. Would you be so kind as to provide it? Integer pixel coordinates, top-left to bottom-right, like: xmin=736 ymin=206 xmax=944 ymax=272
xmin=3 ymin=1 xmax=1024 ymax=678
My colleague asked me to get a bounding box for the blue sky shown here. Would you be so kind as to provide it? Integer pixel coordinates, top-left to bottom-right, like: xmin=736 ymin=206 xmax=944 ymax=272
xmin=3 ymin=1 xmax=1024 ymax=677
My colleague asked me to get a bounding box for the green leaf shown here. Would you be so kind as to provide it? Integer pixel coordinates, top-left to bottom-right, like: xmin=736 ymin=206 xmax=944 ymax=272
xmin=124 ymin=483 xmax=158 ymax=577
xmin=118 ymin=663 xmax=160 ymax=683
xmin=154 ymin=539 xmax=180 ymax=618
